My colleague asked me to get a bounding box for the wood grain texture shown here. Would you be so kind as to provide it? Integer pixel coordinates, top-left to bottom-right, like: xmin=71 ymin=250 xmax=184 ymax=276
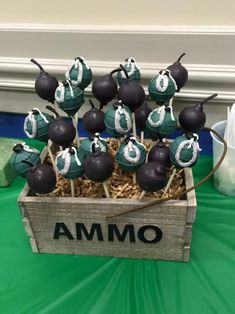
xmin=18 ymin=146 xmax=197 ymax=262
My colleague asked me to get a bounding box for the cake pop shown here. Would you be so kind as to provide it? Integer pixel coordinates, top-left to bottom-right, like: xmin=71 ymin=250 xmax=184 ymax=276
xmin=25 ymin=162 xmax=56 ymax=194
xmin=80 ymin=133 xmax=108 ymax=159
xmin=24 ymin=108 xmax=54 ymax=142
xmin=117 ymin=57 xmax=141 ymax=85
xmin=179 ymin=94 xmax=217 ymax=133
xmin=145 ymin=105 xmax=177 ymax=140
xmin=148 ymin=141 xmax=172 ymax=168
xmin=65 ymin=57 xmax=92 ymax=90
xmin=55 ymin=147 xmax=84 ymax=180
xmin=55 ymin=80 xmax=84 ymax=117
xmin=82 ymin=99 xmax=106 ymax=134
xmin=167 ymin=53 xmax=188 ymax=92
xmin=115 ymin=137 xmax=147 ymax=172
xmin=137 ymin=162 xmax=168 ymax=198
xmin=92 ymin=67 xmax=124 ymax=109
xmin=48 ymin=110 xmax=76 ymax=148
xmin=169 ymin=133 xmax=201 ymax=168
xmin=31 ymin=59 xmax=58 ymax=103
xmin=104 ymin=100 xmax=132 ymax=137
xmin=84 ymin=146 xmax=114 ymax=197
xmin=148 ymin=69 xmax=177 ymax=104
xmin=10 ymin=143 xmax=41 ymax=178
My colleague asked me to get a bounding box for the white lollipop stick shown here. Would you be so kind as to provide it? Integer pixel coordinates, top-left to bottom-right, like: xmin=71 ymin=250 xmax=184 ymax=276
xmin=139 ymin=190 xmax=146 ymax=200
xmin=132 ymin=113 xmax=137 ymax=138
xmin=162 ymin=168 xmax=177 ymax=197
xmin=70 ymin=180 xmax=75 ymax=197
xmin=140 ymin=131 xmax=144 ymax=144
xmin=103 ymin=182 xmax=110 ymax=198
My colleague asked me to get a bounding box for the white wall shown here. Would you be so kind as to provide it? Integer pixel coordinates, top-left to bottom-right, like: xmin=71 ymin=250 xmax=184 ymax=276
xmin=1 ymin=0 xmax=235 ymax=25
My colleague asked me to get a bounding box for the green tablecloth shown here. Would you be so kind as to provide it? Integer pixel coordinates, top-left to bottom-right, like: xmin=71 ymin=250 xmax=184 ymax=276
xmin=0 ymin=142 xmax=235 ymax=314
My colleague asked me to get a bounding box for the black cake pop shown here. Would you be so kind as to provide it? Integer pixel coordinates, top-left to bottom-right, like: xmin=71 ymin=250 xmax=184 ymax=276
xmin=92 ymin=67 xmax=124 ymax=109
xmin=24 ymin=162 xmax=56 ymax=194
xmin=31 ymin=59 xmax=58 ymax=103
xmin=179 ymin=93 xmax=217 ymax=133
xmin=82 ymin=99 xmax=106 ymax=133
xmin=136 ymin=162 xmax=168 ymax=192
xmin=148 ymin=141 xmax=172 ymax=168
xmin=84 ymin=147 xmax=114 ymax=183
xmin=135 ymin=102 xmax=151 ymax=131
xmin=167 ymin=53 xmax=188 ymax=92
xmin=118 ymin=78 xmax=145 ymax=112
xmin=47 ymin=106 xmax=76 ymax=147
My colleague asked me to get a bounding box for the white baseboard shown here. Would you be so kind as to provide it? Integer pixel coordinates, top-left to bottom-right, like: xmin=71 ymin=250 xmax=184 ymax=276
xmin=0 ymin=24 xmax=234 ymax=126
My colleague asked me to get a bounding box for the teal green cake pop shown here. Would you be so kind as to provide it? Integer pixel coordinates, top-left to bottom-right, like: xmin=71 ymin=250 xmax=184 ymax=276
xmin=148 ymin=69 xmax=177 ymax=104
xmin=80 ymin=133 xmax=108 ymax=159
xmin=117 ymin=57 xmax=141 ymax=85
xmin=169 ymin=133 xmax=201 ymax=168
xmin=65 ymin=57 xmax=92 ymax=90
xmin=10 ymin=143 xmax=41 ymax=177
xmin=115 ymin=137 xmax=147 ymax=172
xmin=145 ymin=105 xmax=177 ymax=140
xmin=55 ymin=146 xmax=84 ymax=180
xmin=24 ymin=108 xmax=54 ymax=142
xmin=104 ymin=100 xmax=132 ymax=137
xmin=55 ymin=80 xmax=84 ymax=116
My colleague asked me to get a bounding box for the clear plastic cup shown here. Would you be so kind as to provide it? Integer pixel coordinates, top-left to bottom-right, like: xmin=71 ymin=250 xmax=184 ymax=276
xmin=211 ymin=120 xmax=235 ymax=196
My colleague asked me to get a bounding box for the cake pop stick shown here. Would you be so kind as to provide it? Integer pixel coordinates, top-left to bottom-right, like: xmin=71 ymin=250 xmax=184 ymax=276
xmin=47 ymin=140 xmax=56 ymax=169
xmin=132 ymin=112 xmax=137 ymax=139
xmin=103 ymin=181 xmax=111 ymax=198
xmin=162 ymin=168 xmax=177 ymax=197
xmin=72 ymin=113 xmax=80 ymax=146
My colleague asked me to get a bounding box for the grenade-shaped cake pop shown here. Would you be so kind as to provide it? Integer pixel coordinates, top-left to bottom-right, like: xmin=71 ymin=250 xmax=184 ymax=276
xmin=26 ymin=162 xmax=56 ymax=194
xmin=55 ymin=80 xmax=84 ymax=116
xmin=179 ymin=94 xmax=217 ymax=133
xmin=10 ymin=143 xmax=41 ymax=178
xmin=47 ymin=108 xmax=76 ymax=148
xmin=92 ymin=67 xmax=123 ymax=108
xmin=82 ymin=100 xmax=106 ymax=134
xmin=148 ymin=141 xmax=172 ymax=168
xmin=24 ymin=108 xmax=54 ymax=142
xmin=105 ymin=100 xmax=132 ymax=137
xmin=80 ymin=133 xmax=108 ymax=158
xmin=65 ymin=57 xmax=92 ymax=90
xmin=117 ymin=78 xmax=145 ymax=112
xmin=115 ymin=137 xmax=147 ymax=172
xmin=136 ymin=162 xmax=168 ymax=192
xmin=31 ymin=59 xmax=59 ymax=103
xmin=169 ymin=133 xmax=201 ymax=168
xmin=117 ymin=57 xmax=141 ymax=85
xmin=145 ymin=105 xmax=177 ymax=140
xmin=55 ymin=146 xmax=84 ymax=180
xmin=167 ymin=53 xmax=188 ymax=92
xmin=134 ymin=102 xmax=151 ymax=131
xmin=84 ymin=148 xmax=114 ymax=183
xmin=148 ymin=69 xmax=177 ymax=104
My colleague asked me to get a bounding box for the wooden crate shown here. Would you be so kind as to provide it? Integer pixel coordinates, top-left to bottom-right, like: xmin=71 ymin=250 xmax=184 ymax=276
xmin=18 ymin=147 xmax=196 ymax=262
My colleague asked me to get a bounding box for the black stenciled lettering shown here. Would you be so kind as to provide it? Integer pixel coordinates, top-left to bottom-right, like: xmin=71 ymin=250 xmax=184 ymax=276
xmin=108 ymin=224 xmax=135 ymax=242
xmin=53 ymin=223 xmax=74 ymax=240
xmin=138 ymin=225 xmax=162 ymax=243
xmin=76 ymin=223 xmax=104 ymax=241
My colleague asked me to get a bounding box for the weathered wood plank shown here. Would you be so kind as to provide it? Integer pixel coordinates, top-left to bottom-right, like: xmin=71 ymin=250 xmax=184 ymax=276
xmin=17 ymin=144 xmax=197 ymax=262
